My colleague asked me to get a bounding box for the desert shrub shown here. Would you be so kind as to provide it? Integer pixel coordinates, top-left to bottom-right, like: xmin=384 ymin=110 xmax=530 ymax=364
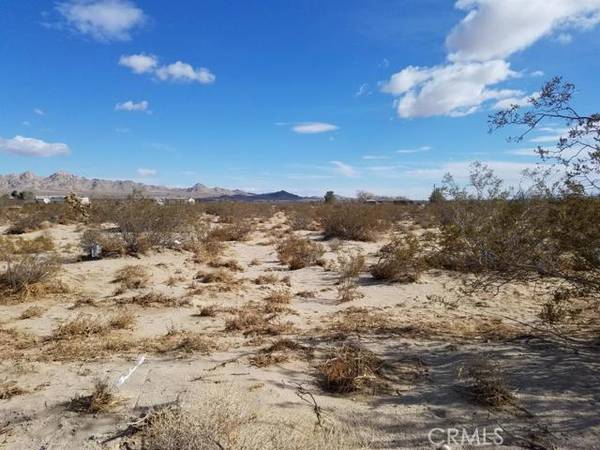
xmin=321 ymin=204 xmax=389 ymax=241
xmin=0 ymin=255 xmax=60 ymax=296
xmin=225 ymin=310 xmax=294 ymax=336
xmin=335 ymin=248 xmax=365 ymax=302
xmin=208 ymin=258 xmax=244 ymax=272
xmin=370 ymin=234 xmax=425 ymax=282
xmin=458 ymin=357 xmax=515 ymax=408
xmin=249 ymin=338 xmax=310 ymax=367
xmin=68 ymin=380 xmax=121 ymax=413
xmin=0 ymin=234 xmax=55 ymax=254
xmin=53 ymin=314 xmax=108 ymax=338
xmin=19 ymin=305 xmax=46 ymax=319
xmin=113 ymin=265 xmax=150 ymax=290
xmin=276 ymin=235 xmax=324 ymax=270
xmin=264 ymin=287 xmax=293 ymax=305
xmin=107 ymin=309 xmax=136 ymax=329
xmin=109 ymin=198 xmax=191 ymax=254
xmin=5 ymin=211 xmax=47 ymax=234
xmin=317 ymin=344 xmax=385 ymax=393
xmin=209 ymin=220 xmax=252 ymax=241
xmin=80 ymin=229 xmax=126 ymax=257
xmin=149 ymin=329 xmax=217 ymax=354
xmin=124 ymin=292 xmax=191 ymax=308
xmin=195 ymin=268 xmax=236 ymax=284
xmin=0 ymin=381 xmax=27 ymax=400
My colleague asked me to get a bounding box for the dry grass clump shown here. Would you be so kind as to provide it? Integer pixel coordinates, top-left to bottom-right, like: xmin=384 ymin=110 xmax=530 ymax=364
xmin=19 ymin=305 xmax=46 ymax=319
xmin=249 ymin=338 xmax=311 ymax=367
xmin=140 ymin=387 xmax=361 ymax=450
xmin=335 ymin=249 xmax=365 ymax=303
xmin=195 ymin=304 xmax=219 ymax=317
xmin=317 ymin=344 xmax=386 ymax=393
xmin=208 ymin=258 xmax=244 ymax=272
xmin=0 ymin=234 xmax=55 ymax=254
xmin=107 ymin=309 xmax=136 ymax=329
xmin=113 ymin=265 xmax=150 ymax=291
xmin=370 ymin=234 xmax=425 ymax=283
xmin=148 ymin=328 xmax=217 ymax=354
xmin=124 ymin=292 xmax=191 ymax=308
xmin=254 ymin=273 xmax=291 ymax=286
xmin=68 ymin=380 xmax=121 ymax=413
xmin=276 ymin=235 xmax=325 ymax=270
xmin=264 ymin=287 xmax=293 ymax=305
xmin=0 ymin=255 xmax=61 ymax=299
xmin=6 ymin=211 xmax=47 ymax=235
xmin=195 ymin=268 xmax=237 ymax=284
xmin=458 ymin=357 xmax=515 ymax=408
xmin=225 ymin=309 xmax=294 ymax=336
xmin=321 ymin=204 xmax=389 ymax=241
xmin=326 ymin=307 xmax=398 ymax=336
xmin=80 ymin=229 xmax=127 ymax=257
xmin=0 ymin=381 xmax=27 ymax=400
xmin=53 ymin=313 xmax=108 ymax=338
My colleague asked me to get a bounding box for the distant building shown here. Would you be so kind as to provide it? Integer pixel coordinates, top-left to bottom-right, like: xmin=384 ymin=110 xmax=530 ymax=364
xmin=35 ymin=195 xmax=65 ymax=204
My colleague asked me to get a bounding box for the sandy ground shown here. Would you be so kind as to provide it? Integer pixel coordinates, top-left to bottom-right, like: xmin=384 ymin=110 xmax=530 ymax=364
xmin=1 ymin=220 xmax=599 ymax=449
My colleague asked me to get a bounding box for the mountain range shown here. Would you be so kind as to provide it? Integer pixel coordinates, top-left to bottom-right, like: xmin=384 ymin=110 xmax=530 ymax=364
xmin=0 ymin=171 xmax=307 ymax=201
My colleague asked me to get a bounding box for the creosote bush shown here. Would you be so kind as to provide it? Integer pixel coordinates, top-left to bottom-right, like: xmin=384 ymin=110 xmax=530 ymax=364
xmin=458 ymin=357 xmax=515 ymax=408
xmin=318 ymin=344 xmax=385 ymax=393
xmin=276 ymin=234 xmax=324 ymax=270
xmin=0 ymin=255 xmax=60 ymax=297
xmin=370 ymin=234 xmax=425 ymax=283
xmin=321 ymin=204 xmax=389 ymax=241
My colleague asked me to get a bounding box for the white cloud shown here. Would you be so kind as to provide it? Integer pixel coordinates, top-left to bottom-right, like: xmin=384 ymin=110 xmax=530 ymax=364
xmin=381 ymin=0 xmax=600 ymax=118
xmin=57 ymin=0 xmax=146 ymax=42
xmin=292 ymin=122 xmax=339 ymax=134
xmin=0 ymin=135 xmax=70 ymax=157
xmin=22 ymin=121 xmax=31 ymax=127
xmin=362 ymin=155 xmax=388 ymax=160
xmin=382 ymin=60 xmax=520 ymax=118
xmin=118 ymin=53 xmax=157 ymax=73
xmin=34 ymin=108 xmax=45 ymax=116
xmin=330 ymin=161 xmax=358 ymax=177
xmin=354 ymin=83 xmax=371 ymax=97
xmin=115 ymin=100 xmax=149 ymax=112
xmin=155 ymin=61 xmax=216 ymax=84
xmin=530 ymin=70 xmax=545 ymax=77
xmin=136 ymin=168 xmax=157 ymax=177
xmin=396 ymin=145 xmax=431 ymax=154
xmin=556 ymin=32 xmax=573 ymax=44
xmin=119 ymin=54 xmax=215 ymax=85
xmin=446 ymin=0 xmax=600 ymax=62
xmin=403 ymin=160 xmax=541 ymax=184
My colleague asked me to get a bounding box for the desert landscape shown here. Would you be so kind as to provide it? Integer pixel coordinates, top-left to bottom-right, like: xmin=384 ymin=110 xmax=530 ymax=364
xmin=3 ymin=1 xmax=600 ymax=449
xmin=0 ymin=187 xmax=598 ymax=449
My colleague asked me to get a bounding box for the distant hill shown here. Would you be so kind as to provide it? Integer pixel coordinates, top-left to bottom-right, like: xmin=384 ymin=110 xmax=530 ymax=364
xmin=0 ymin=171 xmax=310 ymax=201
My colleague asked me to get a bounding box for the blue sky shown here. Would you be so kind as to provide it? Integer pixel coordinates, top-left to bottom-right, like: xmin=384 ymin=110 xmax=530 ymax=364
xmin=1 ymin=0 xmax=600 ymax=198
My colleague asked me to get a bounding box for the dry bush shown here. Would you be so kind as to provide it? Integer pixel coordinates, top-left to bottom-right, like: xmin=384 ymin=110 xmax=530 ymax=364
xmin=148 ymin=328 xmax=216 ymax=354
xmin=317 ymin=344 xmax=385 ymax=393
xmin=141 ymin=386 xmax=362 ymax=450
xmin=208 ymin=258 xmax=244 ymax=272
xmin=80 ymin=229 xmax=126 ymax=257
xmin=276 ymin=235 xmax=324 ymax=270
xmin=0 ymin=255 xmax=60 ymax=298
xmin=0 ymin=381 xmax=27 ymax=400
xmin=124 ymin=292 xmax=191 ymax=308
xmin=113 ymin=265 xmax=150 ymax=291
xmin=321 ymin=204 xmax=389 ymax=241
xmin=109 ymin=198 xmax=192 ymax=254
xmin=249 ymin=338 xmax=311 ymax=367
xmin=370 ymin=234 xmax=425 ymax=283
xmin=68 ymin=380 xmax=121 ymax=413
xmin=195 ymin=268 xmax=237 ymax=284
xmin=19 ymin=305 xmax=46 ymax=319
xmin=225 ymin=309 xmax=294 ymax=336
xmin=335 ymin=248 xmax=365 ymax=302
xmin=209 ymin=220 xmax=252 ymax=242
xmin=0 ymin=234 xmax=55 ymax=254
xmin=196 ymin=305 xmax=218 ymax=317
xmin=6 ymin=211 xmax=47 ymax=235
xmin=107 ymin=309 xmax=136 ymax=329
xmin=326 ymin=307 xmax=399 ymax=336
xmin=264 ymin=287 xmax=293 ymax=305
xmin=458 ymin=357 xmax=515 ymax=408
xmin=53 ymin=313 xmax=108 ymax=338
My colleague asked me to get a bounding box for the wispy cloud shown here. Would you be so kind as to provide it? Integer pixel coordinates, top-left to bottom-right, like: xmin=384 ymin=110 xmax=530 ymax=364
xmin=34 ymin=108 xmax=45 ymax=116
xmin=118 ymin=53 xmax=157 ymax=73
xmin=362 ymin=155 xmax=388 ymax=160
xmin=396 ymin=145 xmax=431 ymax=154
xmin=330 ymin=160 xmax=359 ymax=177
xmin=0 ymin=135 xmax=70 ymax=157
xmin=115 ymin=100 xmax=150 ymax=112
xmin=56 ymin=0 xmax=147 ymax=42
xmin=136 ymin=168 xmax=157 ymax=177
xmin=292 ymin=122 xmax=339 ymax=134
xmin=354 ymin=83 xmax=371 ymax=97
